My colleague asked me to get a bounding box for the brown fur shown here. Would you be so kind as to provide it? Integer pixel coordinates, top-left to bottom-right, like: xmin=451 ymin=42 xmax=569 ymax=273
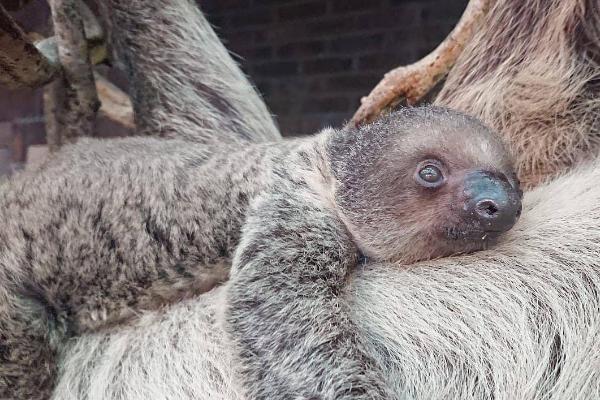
xmin=0 ymin=106 xmax=518 ymax=399
xmin=24 ymin=0 xmax=600 ymax=399
xmin=329 ymin=108 xmax=520 ymax=263
xmin=436 ymin=0 xmax=600 ymax=188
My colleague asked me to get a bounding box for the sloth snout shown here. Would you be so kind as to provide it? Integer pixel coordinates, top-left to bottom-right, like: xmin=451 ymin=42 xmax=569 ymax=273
xmin=464 ymin=171 xmax=522 ymax=233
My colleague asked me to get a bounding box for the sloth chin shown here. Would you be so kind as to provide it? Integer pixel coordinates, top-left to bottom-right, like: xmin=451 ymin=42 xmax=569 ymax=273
xmin=444 ymin=227 xmax=504 ymax=242
xmin=430 ymin=226 xmax=506 ymax=258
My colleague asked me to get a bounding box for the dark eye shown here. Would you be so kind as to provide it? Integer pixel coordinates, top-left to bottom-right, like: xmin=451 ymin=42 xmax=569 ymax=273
xmin=415 ymin=161 xmax=445 ymax=188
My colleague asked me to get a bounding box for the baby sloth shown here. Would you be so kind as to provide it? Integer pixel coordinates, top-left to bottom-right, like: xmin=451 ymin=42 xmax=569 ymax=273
xmin=0 ymin=106 xmax=521 ymax=400
xmin=227 ymin=107 xmax=522 ymax=399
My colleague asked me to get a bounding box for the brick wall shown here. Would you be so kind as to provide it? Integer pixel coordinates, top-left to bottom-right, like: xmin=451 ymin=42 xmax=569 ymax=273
xmin=0 ymin=0 xmax=467 ymax=175
xmin=202 ymin=0 xmax=468 ymax=135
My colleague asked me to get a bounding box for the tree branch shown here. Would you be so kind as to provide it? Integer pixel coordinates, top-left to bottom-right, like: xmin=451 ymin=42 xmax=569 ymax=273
xmin=350 ymin=0 xmax=491 ymax=127
xmin=49 ymin=0 xmax=100 ymax=140
xmin=95 ymin=72 xmax=134 ymax=130
xmin=43 ymin=78 xmax=65 ymax=151
xmin=0 ymin=3 xmax=58 ymax=88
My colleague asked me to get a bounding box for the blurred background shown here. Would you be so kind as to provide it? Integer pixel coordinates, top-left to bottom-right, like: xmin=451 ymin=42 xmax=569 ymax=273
xmin=0 ymin=0 xmax=467 ymax=175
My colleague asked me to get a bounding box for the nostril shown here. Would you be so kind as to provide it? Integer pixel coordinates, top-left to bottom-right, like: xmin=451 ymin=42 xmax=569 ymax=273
xmin=476 ymin=199 xmax=499 ymax=218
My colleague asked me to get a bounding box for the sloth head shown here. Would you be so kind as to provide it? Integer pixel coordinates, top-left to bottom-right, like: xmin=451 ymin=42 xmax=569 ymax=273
xmin=327 ymin=106 xmax=522 ymax=263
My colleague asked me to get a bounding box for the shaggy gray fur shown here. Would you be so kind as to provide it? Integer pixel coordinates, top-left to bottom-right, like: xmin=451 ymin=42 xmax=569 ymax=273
xmin=0 ymin=133 xmax=278 ymax=399
xmin=226 ymin=108 xmax=517 ymax=400
xmin=0 ymin=107 xmax=515 ymax=399
xmin=54 ymin=157 xmax=600 ymax=400
xmin=96 ymin=0 xmax=280 ymax=144
xmin=7 ymin=0 xmax=597 ymax=399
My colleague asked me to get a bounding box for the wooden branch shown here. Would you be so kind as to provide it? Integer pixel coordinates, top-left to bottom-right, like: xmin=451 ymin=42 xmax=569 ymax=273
xmin=35 ymin=35 xmax=107 ymax=68
xmin=350 ymin=0 xmax=491 ymax=126
xmin=0 ymin=3 xmax=58 ymax=88
xmin=43 ymin=78 xmax=65 ymax=152
xmin=39 ymin=39 xmax=131 ymax=139
xmin=50 ymin=0 xmax=100 ymax=140
xmin=78 ymin=0 xmax=102 ymax=40
xmin=95 ymin=72 xmax=134 ymax=129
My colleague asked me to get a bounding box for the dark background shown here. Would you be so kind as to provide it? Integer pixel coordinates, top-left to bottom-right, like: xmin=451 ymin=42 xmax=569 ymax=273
xmin=0 ymin=0 xmax=467 ymax=175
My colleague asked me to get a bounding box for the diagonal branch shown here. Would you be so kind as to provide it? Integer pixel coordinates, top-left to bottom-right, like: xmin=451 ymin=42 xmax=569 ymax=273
xmin=44 ymin=72 xmax=133 ymax=152
xmin=350 ymin=0 xmax=492 ymax=127
xmin=0 ymin=3 xmax=58 ymax=88
xmin=49 ymin=0 xmax=100 ymax=140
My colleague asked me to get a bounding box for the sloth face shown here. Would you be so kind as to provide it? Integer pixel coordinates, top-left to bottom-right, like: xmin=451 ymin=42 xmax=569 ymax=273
xmin=328 ymin=106 xmax=522 ymax=263
xmin=406 ymin=155 xmax=522 ymax=258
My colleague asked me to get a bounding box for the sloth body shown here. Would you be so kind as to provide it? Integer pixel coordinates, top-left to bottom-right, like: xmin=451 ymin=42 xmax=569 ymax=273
xmin=0 ymin=107 xmax=520 ymax=399
xmin=43 ymin=0 xmax=599 ymax=398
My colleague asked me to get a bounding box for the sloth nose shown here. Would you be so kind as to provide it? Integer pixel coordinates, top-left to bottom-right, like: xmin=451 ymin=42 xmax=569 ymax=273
xmin=465 ymin=171 xmax=522 ymax=233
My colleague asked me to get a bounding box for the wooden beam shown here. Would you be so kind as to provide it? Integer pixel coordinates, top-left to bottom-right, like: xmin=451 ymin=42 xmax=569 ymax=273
xmin=0 ymin=3 xmax=58 ymax=89
xmin=49 ymin=0 xmax=100 ymax=139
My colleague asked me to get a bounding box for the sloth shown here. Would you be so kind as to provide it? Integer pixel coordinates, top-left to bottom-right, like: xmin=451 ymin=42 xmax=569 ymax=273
xmin=48 ymin=0 xmax=599 ymax=398
xmin=0 ymin=106 xmax=521 ymax=399
xmin=225 ymin=106 xmax=522 ymax=399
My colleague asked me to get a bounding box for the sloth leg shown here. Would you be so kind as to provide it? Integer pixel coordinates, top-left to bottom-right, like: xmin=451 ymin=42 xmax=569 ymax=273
xmin=96 ymin=0 xmax=280 ymax=144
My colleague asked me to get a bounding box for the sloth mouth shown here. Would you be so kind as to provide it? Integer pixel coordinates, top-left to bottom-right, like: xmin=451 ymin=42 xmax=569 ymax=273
xmin=443 ymin=226 xmax=503 ymax=242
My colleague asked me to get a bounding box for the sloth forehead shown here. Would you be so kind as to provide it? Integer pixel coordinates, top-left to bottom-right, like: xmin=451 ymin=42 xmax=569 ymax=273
xmin=379 ymin=109 xmax=512 ymax=169
xmin=328 ymin=106 xmax=513 ymax=178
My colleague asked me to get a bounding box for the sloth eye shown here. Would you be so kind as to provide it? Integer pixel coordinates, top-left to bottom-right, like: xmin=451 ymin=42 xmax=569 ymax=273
xmin=419 ymin=165 xmax=442 ymax=182
xmin=415 ymin=162 xmax=445 ymax=188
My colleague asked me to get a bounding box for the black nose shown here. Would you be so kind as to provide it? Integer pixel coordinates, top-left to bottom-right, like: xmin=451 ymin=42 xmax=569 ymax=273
xmin=465 ymin=171 xmax=522 ymax=233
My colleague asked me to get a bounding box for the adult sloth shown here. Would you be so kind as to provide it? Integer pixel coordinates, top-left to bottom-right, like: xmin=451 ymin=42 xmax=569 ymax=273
xmin=50 ymin=0 xmax=600 ymax=399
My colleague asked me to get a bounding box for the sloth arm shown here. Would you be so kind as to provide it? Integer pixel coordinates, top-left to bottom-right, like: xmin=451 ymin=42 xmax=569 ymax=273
xmin=226 ymin=174 xmax=392 ymax=400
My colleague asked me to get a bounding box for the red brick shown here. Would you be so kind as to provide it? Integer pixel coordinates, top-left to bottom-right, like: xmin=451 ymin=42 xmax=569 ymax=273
xmin=358 ymin=52 xmax=414 ymax=71
xmin=329 ymin=33 xmax=384 ymax=54
xmin=306 ymin=16 xmax=357 ymax=37
xmin=302 ymin=96 xmax=350 ymax=113
xmin=228 ymin=8 xmax=272 ymax=29
xmin=12 ymin=120 xmax=46 ymax=162
xmin=303 ymin=58 xmax=353 ymax=75
xmin=255 ymin=0 xmax=298 ymax=5
xmin=0 ymin=88 xmax=43 ymax=121
xmin=276 ymin=116 xmax=304 ymax=136
xmin=360 ymin=7 xmax=423 ymax=29
xmin=238 ymin=46 xmax=273 ymax=60
xmin=421 ymin=1 xmax=468 ymax=22
xmin=226 ymin=30 xmax=259 ymax=50
xmin=260 ymin=24 xmax=308 ymax=45
xmin=253 ymin=61 xmax=299 ymax=77
xmin=325 ymin=74 xmax=381 ymax=92
xmin=277 ymin=1 xmax=328 ymax=21
xmin=254 ymin=80 xmax=272 ymax=97
xmin=276 ymin=41 xmax=325 ymax=59
xmin=208 ymin=0 xmax=251 ymax=9
xmin=332 ymin=0 xmax=383 ymax=13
